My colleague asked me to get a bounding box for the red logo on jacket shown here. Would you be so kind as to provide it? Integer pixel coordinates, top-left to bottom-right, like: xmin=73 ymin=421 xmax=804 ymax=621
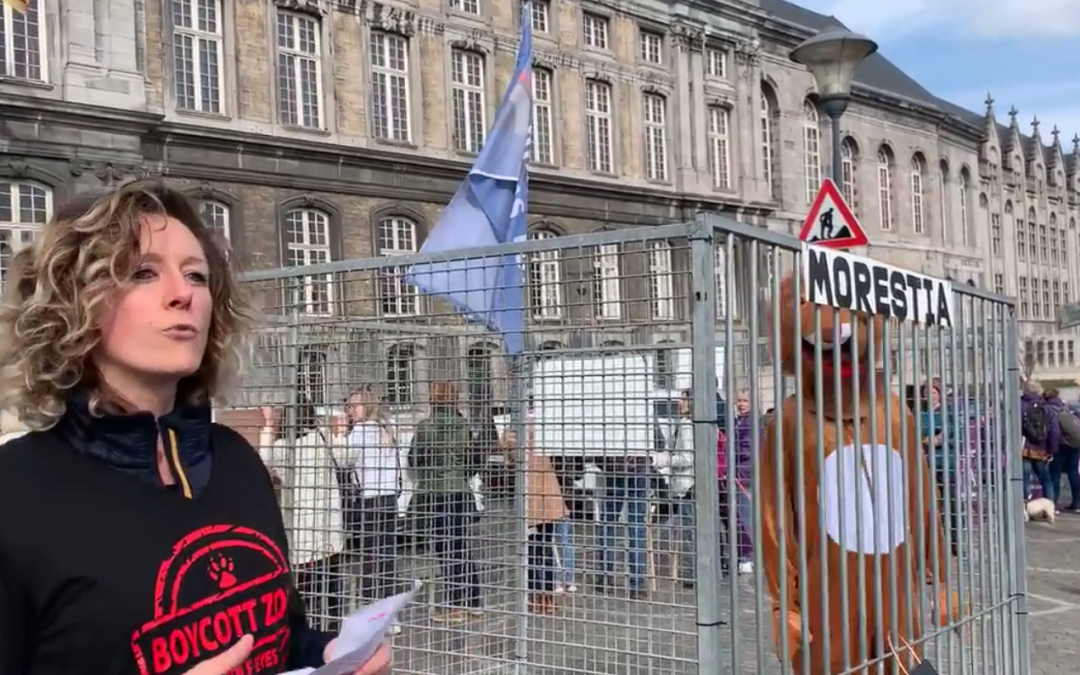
xmin=130 ymin=525 xmax=293 ymax=675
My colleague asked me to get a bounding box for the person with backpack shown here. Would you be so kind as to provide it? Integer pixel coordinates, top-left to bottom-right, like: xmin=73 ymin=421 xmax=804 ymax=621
xmin=1021 ymin=380 xmax=1059 ymax=502
xmin=1048 ymin=392 xmax=1080 ymax=512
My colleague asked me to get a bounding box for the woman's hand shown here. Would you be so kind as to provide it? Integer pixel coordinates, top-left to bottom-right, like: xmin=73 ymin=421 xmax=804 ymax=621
xmin=324 ymin=639 xmax=392 ymax=675
xmin=183 ymin=635 xmax=253 ymax=675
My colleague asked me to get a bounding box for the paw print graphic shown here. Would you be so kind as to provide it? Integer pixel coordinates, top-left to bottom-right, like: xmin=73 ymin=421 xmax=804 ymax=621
xmin=208 ymin=555 xmax=238 ymax=590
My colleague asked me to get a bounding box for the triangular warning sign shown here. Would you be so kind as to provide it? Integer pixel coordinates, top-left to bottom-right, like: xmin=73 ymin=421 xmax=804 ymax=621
xmin=798 ymin=178 xmax=868 ymax=249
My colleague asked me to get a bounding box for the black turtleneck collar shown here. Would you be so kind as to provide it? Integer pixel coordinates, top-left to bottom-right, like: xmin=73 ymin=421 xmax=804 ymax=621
xmin=52 ymin=389 xmax=214 ymax=497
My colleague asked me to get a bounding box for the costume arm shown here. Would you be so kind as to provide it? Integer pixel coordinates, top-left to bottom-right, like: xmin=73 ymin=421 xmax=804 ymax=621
xmin=760 ymin=411 xmax=799 ymax=614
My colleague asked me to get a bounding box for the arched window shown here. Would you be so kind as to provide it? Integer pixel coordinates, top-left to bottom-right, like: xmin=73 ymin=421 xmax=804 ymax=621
xmin=760 ymin=83 xmax=779 ymax=199
xmin=528 ymin=229 xmax=562 ymax=319
xmin=840 ymin=138 xmax=858 ymax=214
xmin=958 ymin=169 xmax=970 ymax=246
xmin=284 ymin=207 xmax=333 ymax=314
xmin=593 ymin=242 xmax=621 ymax=320
xmin=465 ymin=343 xmax=494 ymax=410
xmin=938 ymin=161 xmax=949 ymax=237
xmin=877 ymin=147 xmax=894 ymax=231
xmin=910 ymin=154 xmax=926 ymax=234
xmin=0 ymin=181 xmax=51 ymax=291
xmin=200 ymin=200 xmax=230 ymax=241
xmin=648 ymin=240 xmax=674 ymax=320
xmin=802 ymin=100 xmax=821 ymax=204
xmin=377 ymin=216 xmax=419 ymax=316
xmin=386 ymin=343 xmax=415 ymax=404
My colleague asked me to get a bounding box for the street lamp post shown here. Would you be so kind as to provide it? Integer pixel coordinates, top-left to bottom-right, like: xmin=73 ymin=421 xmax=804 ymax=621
xmin=790 ymin=30 xmax=879 ymax=186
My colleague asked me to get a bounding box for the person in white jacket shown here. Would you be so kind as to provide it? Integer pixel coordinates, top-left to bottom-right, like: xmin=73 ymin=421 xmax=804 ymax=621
xmin=341 ymin=385 xmax=402 ymax=605
xmin=258 ymin=405 xmax=349 ymax=632
xmin=651 ymin=389 xmax=696 ymax=587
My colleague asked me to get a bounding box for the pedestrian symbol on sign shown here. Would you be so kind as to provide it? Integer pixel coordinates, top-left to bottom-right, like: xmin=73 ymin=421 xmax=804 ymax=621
xmin=798 ymin=178 xmax=868 ymax=250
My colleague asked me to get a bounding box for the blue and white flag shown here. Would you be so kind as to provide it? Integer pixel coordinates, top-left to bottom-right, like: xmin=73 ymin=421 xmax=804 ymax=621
xmin=404 ymin=5 xmax=532 ymax=355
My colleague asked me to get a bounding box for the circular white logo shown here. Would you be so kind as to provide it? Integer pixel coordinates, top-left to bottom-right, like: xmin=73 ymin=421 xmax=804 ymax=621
xmin=822 ymin=444 xmax=908 ymax=555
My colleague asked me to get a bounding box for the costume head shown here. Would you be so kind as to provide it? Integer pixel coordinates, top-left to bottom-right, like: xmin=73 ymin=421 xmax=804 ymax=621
xmin=776 ymin=273 xmax=885 ymax=379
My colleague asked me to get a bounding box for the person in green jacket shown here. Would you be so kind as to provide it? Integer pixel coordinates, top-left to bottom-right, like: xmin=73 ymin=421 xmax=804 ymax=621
xmin=920 ymin=382 xmax=959 ymax=554
xmin=409 ymin=381 xmax=484 ymax=624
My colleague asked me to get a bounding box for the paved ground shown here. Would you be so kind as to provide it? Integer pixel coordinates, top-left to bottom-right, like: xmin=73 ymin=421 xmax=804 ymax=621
xmin=317 ymin=499 xmax=1067 ymax=675
xmin=1021 ymin=512 xmax=1080 ymax=675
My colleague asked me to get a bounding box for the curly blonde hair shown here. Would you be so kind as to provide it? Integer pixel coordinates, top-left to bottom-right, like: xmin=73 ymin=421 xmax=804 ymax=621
xmin=0 ymin=180 xmax=250 ymax=429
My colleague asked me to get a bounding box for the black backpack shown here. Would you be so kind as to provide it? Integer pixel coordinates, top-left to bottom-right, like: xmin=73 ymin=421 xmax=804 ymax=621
xmin=1059 ymin=411 xmax=1080 ymax=448
xmin=1023 ymin=403 xmax=1050 ymax=443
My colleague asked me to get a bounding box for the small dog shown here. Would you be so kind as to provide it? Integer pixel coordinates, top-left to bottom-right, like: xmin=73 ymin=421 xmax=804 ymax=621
xmin=1024 ymin=497 xmax=1057 ymax=523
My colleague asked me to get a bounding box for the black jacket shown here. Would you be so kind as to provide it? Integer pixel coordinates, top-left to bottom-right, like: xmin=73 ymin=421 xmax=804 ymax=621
xmin=0 ymin=394 xmax=332 ymax=675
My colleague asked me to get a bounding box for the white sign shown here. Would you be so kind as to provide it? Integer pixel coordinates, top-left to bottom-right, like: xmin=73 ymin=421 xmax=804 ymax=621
xmin=801 ymin=244 xmax=954 ymax=327
xmin=531 ymin=354 xmax=653 ymax=456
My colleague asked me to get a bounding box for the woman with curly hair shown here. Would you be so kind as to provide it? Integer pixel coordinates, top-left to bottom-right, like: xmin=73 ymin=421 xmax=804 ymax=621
xmin=0 ymin=181 xmax=390 ymax=675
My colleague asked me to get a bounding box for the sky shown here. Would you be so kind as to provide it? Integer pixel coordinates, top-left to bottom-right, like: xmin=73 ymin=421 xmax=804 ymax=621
xmin=796 ymin=0 xmax=1080 ymax=146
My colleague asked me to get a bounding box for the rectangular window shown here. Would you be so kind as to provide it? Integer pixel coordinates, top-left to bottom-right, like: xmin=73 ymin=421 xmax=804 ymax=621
xmin=1069 ymin=340 xmax=1075 ymax=366
xmin=276 ymin=11 xmax=323 ymax=128
xmin=531 ymin=68 xmax=554 ymax=164
xmin=649 ymin=242 xmax=674 ymax=320
xmin=991 ymin=215 xmax=1001 ymax=256
xmin=1019 ymin=277 xmax=1029 ymax=318
xmin=172 ymin=0 xmax=223 ymax=114
xmin=0 ymin=0 xmax=44 ymax=81
xmin=369 ymin=32 xmax=411 ymax=142
xmin=583 ymin=13 xmax=608 ymax=49
xmin=449 ymin=0 xmax=480 ymax=14
xmin=639 ymin=30 xmax=662 ymax=64
xmin=450 ymin=50 xmax=486 ymax=153
xmin=593 ymin=243 xmax=621 ymax=320
xmin=1043 ymin=278 xmax=1051 ymax=318
xmin=1017 ymin=219 xmax=1026 ymax=259
xmin=643 ymin=93 xmax=667 ymax=181
xmin=993 ymin=273 xmax=1004 ymax=295
xmin=529 ymin=0 xmax=549 ymax=33
xmin=707 ymin=106 xmax=731 ymax=189
xmin=705 ymin=48 xmax=726 ymax=78
xmin=585 ymin=79 xmax=613 ymax=173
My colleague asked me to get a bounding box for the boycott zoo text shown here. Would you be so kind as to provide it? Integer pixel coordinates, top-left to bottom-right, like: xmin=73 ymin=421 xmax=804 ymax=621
xmin=141 ymin=586 xmax=290 ymax=675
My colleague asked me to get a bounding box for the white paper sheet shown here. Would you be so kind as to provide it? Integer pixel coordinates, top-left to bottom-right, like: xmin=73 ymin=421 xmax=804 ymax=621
xmin=281 ymin=581 xmax=419 ymax=675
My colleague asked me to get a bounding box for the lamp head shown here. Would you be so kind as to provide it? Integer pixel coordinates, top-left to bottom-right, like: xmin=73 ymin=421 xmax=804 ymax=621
xmin=790 ymin=30 xmax=878 ymax=100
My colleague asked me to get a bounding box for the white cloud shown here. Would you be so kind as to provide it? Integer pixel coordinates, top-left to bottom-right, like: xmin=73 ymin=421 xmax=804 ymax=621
xmin=801 ymin=0 xmax=1080 ymax=40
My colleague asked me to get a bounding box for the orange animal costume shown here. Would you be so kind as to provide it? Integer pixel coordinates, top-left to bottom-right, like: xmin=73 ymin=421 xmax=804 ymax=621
xmin=759 ymin=275 xmax=958 ymax=675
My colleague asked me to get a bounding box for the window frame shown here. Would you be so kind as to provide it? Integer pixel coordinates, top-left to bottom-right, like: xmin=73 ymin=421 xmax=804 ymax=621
xmin=648 ymin=241 xmax=674 ymax=320
xmin=376 ymin=216 xmax=420 ymax=316
xmin=527 ymin=230 xmax=562 ymax=319
xmin=369 ymin=30 xmax=412 ymax=143
xmin=282 ymin=207 xmax=334 ymax=314
xmin=707 ymin=106 xmax=731 ymax=190
xmin=642 ymin=92 xmax=668 ymax=182
xmin=449 ymin=49 xmax=486 ymax=154
xmin=0 ymin=0 xmax=46 ymax=82
xmin=171 ymin=0 xmax=225 ymax=115
xmin=584 ymin=78 xmax=614 ymax=174
xmin=531 ymin=67 xmax=554 ymax=165
xmin=275 ymin=10 xmax=324 ymax=129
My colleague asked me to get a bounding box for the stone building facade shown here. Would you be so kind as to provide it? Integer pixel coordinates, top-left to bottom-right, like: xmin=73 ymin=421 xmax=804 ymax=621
xmin=0 ymin=0 xmax=1077 ymax=404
